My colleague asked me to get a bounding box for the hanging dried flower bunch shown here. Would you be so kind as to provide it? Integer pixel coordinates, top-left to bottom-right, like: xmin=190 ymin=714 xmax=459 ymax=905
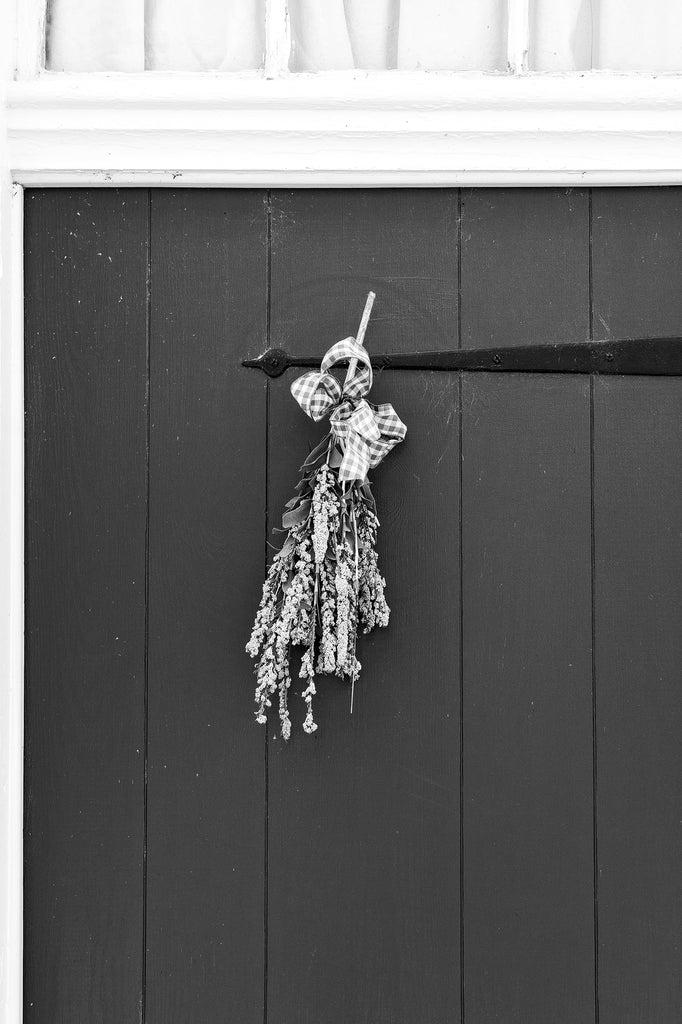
xmin=246 ymin=293 xmax=406 ymax=738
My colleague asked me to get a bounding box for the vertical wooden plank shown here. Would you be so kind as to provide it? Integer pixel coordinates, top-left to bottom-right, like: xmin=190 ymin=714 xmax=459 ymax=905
xmin=461 ymin=187 xmax=590 ymax=348
xmin=460 ymin=188 xmax=595 ymax=1023
xmin=593 ymin=378 xmax=682 ymax=1024
xmin=593 ymin=378 xmax=682 ymax=1023
xmin=270 ymin=188 xmax=459 ymax=354
xmin=592 ymin=186 xmax=682 ymax=1023
xmin=24 ymin=188 xmax=148 ymax=1023
xmin=267 ymin=189 xmax=462 ymax=1024
xmin=592 ymin=187 xmax=682 ymax=341
xmin=145 ymin=190 xmax=267 ymax=1023
xmin=461 ymin=375 xmax=594 ymax=1023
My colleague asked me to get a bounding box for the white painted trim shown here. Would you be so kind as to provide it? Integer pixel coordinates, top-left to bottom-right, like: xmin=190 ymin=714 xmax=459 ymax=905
xmin=14 ymin=0 xmax=45 ymax=80
xmin=0 ymin=184 xmax=24 ymax=1024
xmin=264 ymin=0 xmax=290 ymax=77
xmin=507 ymin=0 xmax=530 ymax=74
xmin=9 ymin=73 xmax=682 ymax=186
xmin=14 ymin=68 xmax=682 ymax=105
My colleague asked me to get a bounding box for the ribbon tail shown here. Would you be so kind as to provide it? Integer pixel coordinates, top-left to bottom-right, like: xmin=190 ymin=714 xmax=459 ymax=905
xmin=339 ymin=434 xmax=371 ymax=483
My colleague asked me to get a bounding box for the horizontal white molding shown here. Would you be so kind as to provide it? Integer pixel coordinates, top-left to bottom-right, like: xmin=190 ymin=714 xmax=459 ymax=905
xmin=12 ymin=71 xmax=682 ymax=108
xmin=8 ymin=72 xmax=682 ymax=185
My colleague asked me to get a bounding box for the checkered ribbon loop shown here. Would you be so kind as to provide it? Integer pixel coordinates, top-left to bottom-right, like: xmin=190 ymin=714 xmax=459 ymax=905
xmin=290 ymin=337 xmax=406 ymax=482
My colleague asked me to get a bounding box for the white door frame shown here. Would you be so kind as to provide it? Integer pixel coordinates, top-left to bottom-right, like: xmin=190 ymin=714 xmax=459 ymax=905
xmin=5 ymin=62 xmax=682 ymax=1024
xmin=0 ymin=185 xmax=25 ymax=1024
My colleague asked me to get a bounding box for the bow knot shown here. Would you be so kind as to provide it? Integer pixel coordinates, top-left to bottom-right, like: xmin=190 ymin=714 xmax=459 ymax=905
xmin=290 ymin=337 xmax=406 ymax=482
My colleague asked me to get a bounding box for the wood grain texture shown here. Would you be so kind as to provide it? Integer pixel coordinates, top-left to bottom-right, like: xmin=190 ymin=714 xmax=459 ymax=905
xmin=592 ymin=189 xmax=682 ymax=1023
xmin=460 ymin=187 xmax=590 ymax=349
xmin=460 ymin=187 xmax=594 ymax=1022
xmin=269 ymin=188 xmax=459 ymax=355
xmin=24 ymin=188 xmax=148 ymax=1023
xmin=24 ymin=185 xmax=682 ymax=1024
xmin=266 ymin=348 xmax=461 ymax=1017
xmin=145 ymin=190 xmax=268 ymax=1023
xmin=593 ymin=379 xmax=682 ymax=1024
xmin=592 ymin=187 xmax=682 ymax=341
xmin=264 ymin=190 xmax=461 ymax=1024
xmin=461 ymin=373 xmax=595 ymax=1024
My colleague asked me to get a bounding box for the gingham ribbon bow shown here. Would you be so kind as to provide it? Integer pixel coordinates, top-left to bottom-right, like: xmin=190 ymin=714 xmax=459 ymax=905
xmin=290 ymin=337 xmax=406 ymax=482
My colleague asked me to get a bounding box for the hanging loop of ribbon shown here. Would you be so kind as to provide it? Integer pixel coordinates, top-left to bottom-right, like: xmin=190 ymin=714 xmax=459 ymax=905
xmin=290 ymin=336 xmax=406 ymax=483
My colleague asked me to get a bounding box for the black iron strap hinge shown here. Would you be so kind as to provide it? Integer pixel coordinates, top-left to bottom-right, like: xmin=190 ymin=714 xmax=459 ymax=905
xmin=242 ymin=337 xmax=682 ymax=378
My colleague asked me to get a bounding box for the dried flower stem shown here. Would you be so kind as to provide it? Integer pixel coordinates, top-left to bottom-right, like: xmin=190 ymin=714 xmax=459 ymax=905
xmin=246 ymin=450 xmax=390 ymax=738
xmin=246 ymin=292 xmax=401 ymax=739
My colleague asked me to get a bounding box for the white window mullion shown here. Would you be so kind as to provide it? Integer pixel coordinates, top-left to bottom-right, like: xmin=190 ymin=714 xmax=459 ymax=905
xmin=14 ymin=0 xmax=46 ymax=79
xmin=265 ymin=0 xmax=290 ymax=77
xmin=507 ymin=0 xmax=530 ymax=73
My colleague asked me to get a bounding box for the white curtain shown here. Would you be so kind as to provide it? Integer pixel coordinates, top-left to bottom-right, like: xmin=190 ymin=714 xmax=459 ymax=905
xmin=530 ymin=0 xmax=594 ymax=71
xmin=47 ymin=0 xmax=265 ymax=71
xmin=47 ymin=0 xmax=145 ymax=71
xmin=288 ymin=0 xmax=507 ymax=72
xmin=46 ymin=0 xmax=682 ymax=72
xmin=530 ymin=0 xmax=682 ymax=71
xmin=145 ymin=0 xmax=264 ymax=70
xmin=594 ymin=0 xmax=682 ymax=70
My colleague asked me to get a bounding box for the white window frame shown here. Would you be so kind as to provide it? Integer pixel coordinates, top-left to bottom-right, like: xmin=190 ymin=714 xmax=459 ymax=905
xmin=9 ymin=0 xmax=682 ymax=187
xmin=4 ymin=1 xmax=682 ymax=1021
xmin=8 ymin=72 xmax=682 ymax=188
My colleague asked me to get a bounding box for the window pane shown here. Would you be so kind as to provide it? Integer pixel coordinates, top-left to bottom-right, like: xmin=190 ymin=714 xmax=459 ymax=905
xmin=44 ymin=0 xmax=682 ymax=74
xmin=530 ymin=0 xmax=682 ymax=72
xmin=145 ymin=0 xmax=265 ymax=71
xmin=46 ymin=0 xmax=144 ymax=71
xmin=288 ymin=0 xmax=508 ymax=71
xmin=595 ymin=0 xmax=682 ymax=70
xmin=46 ymin=0 xmax=265 ymax=71
xmin=529 ymin=0 xmax=592 ymax=72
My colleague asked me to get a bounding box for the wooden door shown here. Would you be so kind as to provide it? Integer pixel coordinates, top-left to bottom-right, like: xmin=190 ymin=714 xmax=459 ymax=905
xmin=24 ymin=188 xmax=682 ymax=1023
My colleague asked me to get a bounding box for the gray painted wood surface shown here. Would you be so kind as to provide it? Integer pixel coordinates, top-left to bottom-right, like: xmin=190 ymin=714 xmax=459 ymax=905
xmin=24 ymin=188 xmax=148 ymax=1023
xmin=24 ymin=187 xmax=682 ymax=1023
xmin=145 ymin=190 xmax=267 ymax=1023
xmin=592 ymin=187 xmax=682 ymax=1024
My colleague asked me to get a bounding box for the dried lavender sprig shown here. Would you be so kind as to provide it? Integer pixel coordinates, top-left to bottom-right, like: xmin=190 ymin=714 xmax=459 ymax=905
xmin=247 ymin=447 xmax=390 ymax=738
